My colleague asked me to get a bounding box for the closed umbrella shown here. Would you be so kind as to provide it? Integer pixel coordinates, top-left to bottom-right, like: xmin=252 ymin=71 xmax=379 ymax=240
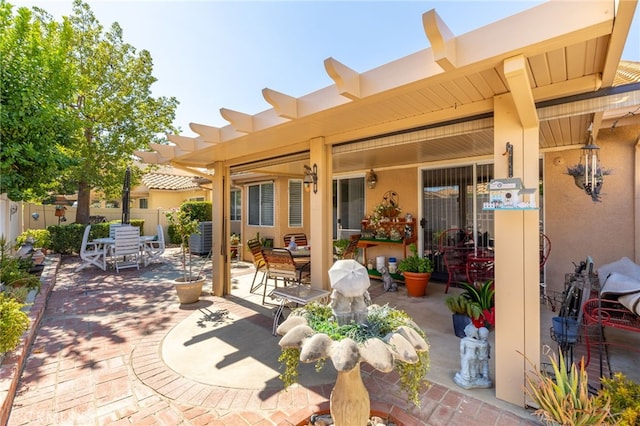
xmin=122 ymin=167 xmax=131 ymax=224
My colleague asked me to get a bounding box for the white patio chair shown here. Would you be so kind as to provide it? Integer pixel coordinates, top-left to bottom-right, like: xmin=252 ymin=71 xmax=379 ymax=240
xmin=77 ymin=225 xmax=107 ymax=271
xmin=112 ymin=226 xmax=141 ymax=272
xmin=109 ymin=223 xmax=126 ymax=238
xmin=142 ymin=224 xmax=166 ymax=266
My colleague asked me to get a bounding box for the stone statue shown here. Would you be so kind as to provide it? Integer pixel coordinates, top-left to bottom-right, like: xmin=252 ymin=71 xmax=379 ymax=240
xmin=379 ymin=266 xmax=397 ymax=292
xmin=454 ymin=323 xmax=492 ymax=389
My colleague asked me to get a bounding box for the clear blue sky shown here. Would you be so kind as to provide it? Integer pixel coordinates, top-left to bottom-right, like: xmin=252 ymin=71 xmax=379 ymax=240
xmin=12 ymin=1 xmax=640 ymax=136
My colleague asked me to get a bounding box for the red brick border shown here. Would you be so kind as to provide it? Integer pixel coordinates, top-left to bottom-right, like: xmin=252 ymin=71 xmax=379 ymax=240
xmin=0 ymin=256 xmax=59 ymax=425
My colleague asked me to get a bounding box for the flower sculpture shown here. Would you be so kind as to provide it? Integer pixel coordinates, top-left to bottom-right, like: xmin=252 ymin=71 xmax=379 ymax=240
xmin=276 ymin=260 xmax=430 ymax=425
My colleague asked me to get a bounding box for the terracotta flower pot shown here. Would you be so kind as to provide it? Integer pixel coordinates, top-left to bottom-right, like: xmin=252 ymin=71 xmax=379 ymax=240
xmin=403 ymin=271 xmax=431 ymax=297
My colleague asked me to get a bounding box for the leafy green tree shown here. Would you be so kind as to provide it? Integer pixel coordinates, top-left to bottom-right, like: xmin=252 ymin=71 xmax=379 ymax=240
xmin=1 ymin=1 xmax=178 ymax=222
xmin=0 ymin=2 xmax=78 ymax=201
xmin=63 ymin=0 xmax=177 ymax=223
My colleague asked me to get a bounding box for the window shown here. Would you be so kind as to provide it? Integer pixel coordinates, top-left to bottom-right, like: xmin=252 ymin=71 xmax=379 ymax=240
xmin=248 ymin=182 xmax=274 ymax=226
xmin=288 ymin=180 xmax=303 ymax=227
xmin=189 ymin=196 xmax=205 ymax=202
xmin=230 ymin=189 xmax=241 ymax=221
xmin=139 ymin=198 xmax=148 ymax=209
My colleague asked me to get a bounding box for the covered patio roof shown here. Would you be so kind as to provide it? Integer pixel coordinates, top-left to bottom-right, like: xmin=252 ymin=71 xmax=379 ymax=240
xmin=136 ymin=0 xmax=639 ymax=175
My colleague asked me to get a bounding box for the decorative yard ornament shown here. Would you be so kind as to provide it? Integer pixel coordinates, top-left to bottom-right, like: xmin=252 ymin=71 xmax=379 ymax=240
xmin=566 ymin=123 xmax=611 ymax=202
xmin=276 ymin=262 xmax=430 ymax=425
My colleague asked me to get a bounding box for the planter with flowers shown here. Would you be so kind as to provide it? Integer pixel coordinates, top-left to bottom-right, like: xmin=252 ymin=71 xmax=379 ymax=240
xmin=166 ymin=208 xmax=206 ymax=304
xmin=445 ymin=280 xmax=495 ymax=336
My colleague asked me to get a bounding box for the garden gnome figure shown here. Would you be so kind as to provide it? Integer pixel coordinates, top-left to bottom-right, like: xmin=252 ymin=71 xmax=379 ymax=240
xmin=454 ymin=323 xmax=492 ymax=389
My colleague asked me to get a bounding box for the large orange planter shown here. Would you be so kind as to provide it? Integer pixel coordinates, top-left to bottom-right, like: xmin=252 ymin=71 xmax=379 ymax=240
xmin=403 ymin=271 xmax=431 ymax=297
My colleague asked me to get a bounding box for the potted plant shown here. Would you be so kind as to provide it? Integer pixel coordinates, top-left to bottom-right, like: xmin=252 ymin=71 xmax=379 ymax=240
xmin=459 ymin=280 xmax=495 ymax=329
xmin=166 ymin=208 xmax=205 ymax=304
xmin=445 ymin=294 xmax=481 ymax=338
xmin=397 ymin=243 xmax=433 ymax=297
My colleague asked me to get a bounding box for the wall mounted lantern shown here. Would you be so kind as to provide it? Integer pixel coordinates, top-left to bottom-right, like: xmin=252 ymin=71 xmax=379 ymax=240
xmin=304 ymin=164 xmax=318 ymax=193
xmin=366 ymin=169 xmax=378 ymax=189
xmin=31 ymin=212 xmax=40 ymax=221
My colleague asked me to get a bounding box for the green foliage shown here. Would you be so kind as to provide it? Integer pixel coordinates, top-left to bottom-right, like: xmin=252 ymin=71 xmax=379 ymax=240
xmin=181 ymin=201 xmax=212 ymax=222
xmin=459 ymin=280 xmax=495 ymax=312
xmin=0 ymin=293 xmax=30 ymax=354
xmin=47 ymin=223 xmax=86 ymax=254
xmin=16 ymin=229 xmax=52 ymax=249
xmin=397 ymin=243 xmax=433 ymax=273
xmin=0 ymin=2 xmax=77 ymax=201
xmin=166 ymin=208 xmax=200 ymax=280
xmin=282 ymin=302 xmax=430 ymax=407
xmin=1 ymin=0 xmax=179 ymax=221
xmin=596 ymin=372 xmax=640 ymax=426
xmin=524 ymin=349 xmax=611 ymax=425
xmin=0 ymin=237 xmax=41 ymax=294
xmin=278 ymin=347 xmax=300 ymax=388
xmin=445 ymin=294 xmax=483 ymax=319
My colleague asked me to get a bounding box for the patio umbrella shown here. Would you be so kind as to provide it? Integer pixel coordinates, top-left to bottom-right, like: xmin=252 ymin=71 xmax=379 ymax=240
xmin=328 ymin=259 xmax=370 ymax=297
xmin=121 ymin=167 xmax=131 ymax=224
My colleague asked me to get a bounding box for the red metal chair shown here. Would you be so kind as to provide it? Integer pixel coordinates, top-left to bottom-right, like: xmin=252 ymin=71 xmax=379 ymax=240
xmin=438 ymin=228 xmax=473 ymax=293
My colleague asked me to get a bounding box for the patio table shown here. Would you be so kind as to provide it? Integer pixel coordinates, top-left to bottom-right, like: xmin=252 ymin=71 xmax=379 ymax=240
xmin=269 ymin=284 xmax=329 ymax=335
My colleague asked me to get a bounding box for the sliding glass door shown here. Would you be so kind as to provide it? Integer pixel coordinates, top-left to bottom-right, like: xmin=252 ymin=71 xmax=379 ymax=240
xmin=333 ymin=177 xmax=365 ymax=240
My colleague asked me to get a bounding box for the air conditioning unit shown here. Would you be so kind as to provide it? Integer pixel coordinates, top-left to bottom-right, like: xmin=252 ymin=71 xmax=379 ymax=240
xmin=190 ymin=221 xmax=212 ymax=255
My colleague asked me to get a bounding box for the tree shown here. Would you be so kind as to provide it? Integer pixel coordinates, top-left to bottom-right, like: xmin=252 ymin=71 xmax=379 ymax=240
xmin=0 ymin=2 xmax=78 ymax=201
xmin=63 ymin=0 xmax=177 ymax=223
xmin=1 ymin=0 xmax=178 ymax=222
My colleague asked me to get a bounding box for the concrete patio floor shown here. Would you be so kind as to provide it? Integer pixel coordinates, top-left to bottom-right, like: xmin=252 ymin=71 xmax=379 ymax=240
xmin=2 ymin=247 xmax=634 ymax=425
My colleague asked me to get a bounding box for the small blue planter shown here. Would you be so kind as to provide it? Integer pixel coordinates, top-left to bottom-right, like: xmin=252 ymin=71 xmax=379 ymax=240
xmin=552 ymin=316 xmax=580 ymax=344
xmin=452 ymin=314 xmax=472 ymax=338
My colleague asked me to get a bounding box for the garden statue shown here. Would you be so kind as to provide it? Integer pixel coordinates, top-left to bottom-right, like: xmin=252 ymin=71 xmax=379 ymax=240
xmin=276 ymin=260 xmax=430 ymax=425
xmin=454 ymin=323 xmax=492 ymax=389
xmin=379 ymin=266 xmax=397 ymax=292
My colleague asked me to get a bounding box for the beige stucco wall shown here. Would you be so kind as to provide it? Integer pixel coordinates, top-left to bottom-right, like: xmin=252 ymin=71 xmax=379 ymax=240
xmin=145 ymin=188 xmax=210 ymax=210
xmin=544 ymin=126 xmax=638 ymax=294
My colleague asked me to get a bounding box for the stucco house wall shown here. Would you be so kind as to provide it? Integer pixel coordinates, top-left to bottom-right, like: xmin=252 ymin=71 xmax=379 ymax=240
xmin=545 ymin=126 xmax=639 ymax=294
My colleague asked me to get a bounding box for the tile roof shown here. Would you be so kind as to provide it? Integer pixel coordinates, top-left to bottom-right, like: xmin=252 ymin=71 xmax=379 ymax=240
xmin=141 ymin=173 xmax=201 ymax=191
xmin=614 ymin=60 xmax=640 ymax=86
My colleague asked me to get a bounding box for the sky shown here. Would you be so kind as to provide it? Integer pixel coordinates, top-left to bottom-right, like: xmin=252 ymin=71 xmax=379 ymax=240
xmin=11 ymin=1 xmax=640 ymax=137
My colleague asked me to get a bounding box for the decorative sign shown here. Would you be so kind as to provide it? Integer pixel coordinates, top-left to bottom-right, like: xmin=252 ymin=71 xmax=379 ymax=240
xmin=484 ymin=178 xmax=537 ymax=210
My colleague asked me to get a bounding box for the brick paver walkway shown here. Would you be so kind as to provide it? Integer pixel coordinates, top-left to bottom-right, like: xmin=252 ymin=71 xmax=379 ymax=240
xmin=2 ymin=253 xmax=541 ymax=425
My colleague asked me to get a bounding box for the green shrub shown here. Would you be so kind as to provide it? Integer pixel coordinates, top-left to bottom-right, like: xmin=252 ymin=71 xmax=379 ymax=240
xmin=16 ymin=229 xmax=52 ymax=249
xmin=47 ymin=224 xmax=85 ymax=254
xmin=597 ymin=372 xmax=640 ymax=426
xmin=0 ymin=293 xmax=30 ymax=354
xmin=181 ymin=201 xmax=212 ymax=222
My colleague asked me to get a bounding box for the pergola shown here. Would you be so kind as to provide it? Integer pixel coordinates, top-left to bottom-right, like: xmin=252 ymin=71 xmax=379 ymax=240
xmin=136 ymin=0 xmax=640 ymax=406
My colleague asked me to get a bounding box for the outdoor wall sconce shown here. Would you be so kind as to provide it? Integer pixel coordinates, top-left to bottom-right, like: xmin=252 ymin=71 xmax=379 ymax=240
xmin=366 ymin=169 xmax=377 ymax=189
xmin=566 ymin=123 xmax=610 ymax=202
xmin=304 ymin=164 xmax=318 ymax=193
xmin=31 ymin=212 xmax=40 ymax=221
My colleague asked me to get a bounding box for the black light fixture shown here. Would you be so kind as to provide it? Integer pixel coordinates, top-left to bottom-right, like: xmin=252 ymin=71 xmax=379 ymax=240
xmin=31 ymin=212 xmax=40 ymax=221
xmin=366 ymin=169 xmax=377 ymax=189
xmin=304 ymin=164 xmax=318 ymax=193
